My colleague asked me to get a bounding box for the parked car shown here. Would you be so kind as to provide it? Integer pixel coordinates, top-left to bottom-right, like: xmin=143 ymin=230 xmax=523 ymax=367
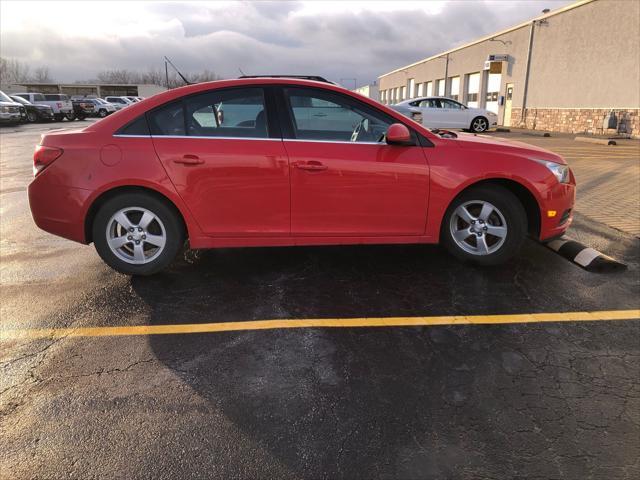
xmin=28 ymin=76 xmax=575 ymax=275
xmin=125 ymin=96 xmax=140 ymax=103
xmin=392 ymin=96 xmax=498 ymax=133
xmin=0 ymin=90 xmax=24 ymax=124
xmin=14 ymin=93 xmax=74 ymax=121
xmin=84 ymin=98 xmax=117 ymax=117
xmin=104 ymin=96 xmax=134 ymax=108
xmin=10 ymin=95 xmax=54 ymax=122
xmin=70 ymin=99 xmax=95 ymax=120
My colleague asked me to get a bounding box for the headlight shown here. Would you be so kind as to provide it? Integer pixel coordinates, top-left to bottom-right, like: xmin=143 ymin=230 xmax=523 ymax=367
xmin=0 ymin=106 xmax=9 ymax=113
xmin=532 ymin=158 xmax=570 ymax=183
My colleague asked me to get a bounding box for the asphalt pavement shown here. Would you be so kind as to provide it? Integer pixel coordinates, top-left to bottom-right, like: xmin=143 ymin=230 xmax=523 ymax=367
xmin=1 ymin=121 xmax=639 ymax=479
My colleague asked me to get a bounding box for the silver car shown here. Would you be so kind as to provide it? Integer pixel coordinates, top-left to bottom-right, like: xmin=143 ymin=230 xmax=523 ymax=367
xmin=391 ymin=96 xmax=498 ymax=133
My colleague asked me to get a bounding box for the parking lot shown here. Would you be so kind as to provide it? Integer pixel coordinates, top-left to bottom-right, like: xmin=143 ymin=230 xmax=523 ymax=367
xmin=1 ymin=121 xmax=639 ymax=479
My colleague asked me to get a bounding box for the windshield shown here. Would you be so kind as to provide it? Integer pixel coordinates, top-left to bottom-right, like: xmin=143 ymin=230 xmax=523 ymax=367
xmin=11 ymin=96 xmax=30 ymax=105
xmin=0 ymin=91 xmax=14 ymax=103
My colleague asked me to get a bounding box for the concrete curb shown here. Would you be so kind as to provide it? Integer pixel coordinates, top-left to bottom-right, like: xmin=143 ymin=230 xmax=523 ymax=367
xmin=575 ymin=136 xmax=617 ymax=146
xmin=495 ymin=127 xmax=511 ymax=132
xmin=545 ymin=237 xmax=627 ymax=273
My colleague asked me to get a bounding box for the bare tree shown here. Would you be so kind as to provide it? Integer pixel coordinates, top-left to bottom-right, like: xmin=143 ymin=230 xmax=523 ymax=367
xmin=0 ymin=57 xmax=32 ymax=84
xmin=96 ymin=69 xmax=140 ymax=84
xmin=33 ymin=66 xmax=53 ymax=83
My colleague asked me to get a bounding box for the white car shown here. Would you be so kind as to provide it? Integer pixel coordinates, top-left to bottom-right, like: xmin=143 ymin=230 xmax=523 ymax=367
xmin=391 ymin=96 xmax=498 ymax=133
xmin=104 ymin=96 xmax=134 ymax=108
xmin=14 ymin=92 xmax=74 ymax=121
xmin=85 ymin=98 xmax=117 ymax=117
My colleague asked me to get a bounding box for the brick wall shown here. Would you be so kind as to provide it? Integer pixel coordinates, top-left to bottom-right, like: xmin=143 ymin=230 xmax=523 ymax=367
xmin=510 ymin=108 xmax=640 ymax=137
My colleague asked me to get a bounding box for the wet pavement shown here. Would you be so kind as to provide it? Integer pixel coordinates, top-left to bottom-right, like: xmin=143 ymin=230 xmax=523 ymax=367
xmin=1 ymin=122 xmax=639 ymax=479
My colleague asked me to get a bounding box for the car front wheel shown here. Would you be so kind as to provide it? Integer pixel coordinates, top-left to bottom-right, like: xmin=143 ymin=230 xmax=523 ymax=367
xmin=98 ymin=109 xmax=107 ymax=118
xmin=470 ymin=116 xmax=489 ymax=133
xmin=441 ymin=186 xmax=527 ymax=266
xmin=92 ymin=193 xmax=184 ymax=275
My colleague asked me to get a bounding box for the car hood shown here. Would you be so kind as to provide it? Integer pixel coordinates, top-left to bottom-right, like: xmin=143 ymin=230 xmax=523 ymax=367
xmin=451 ymin=131 xmax=566 ymax=164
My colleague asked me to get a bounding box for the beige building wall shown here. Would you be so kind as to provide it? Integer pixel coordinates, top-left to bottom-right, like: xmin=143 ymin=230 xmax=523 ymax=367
xmin=378 ymin=0 xmax=640 ymax=135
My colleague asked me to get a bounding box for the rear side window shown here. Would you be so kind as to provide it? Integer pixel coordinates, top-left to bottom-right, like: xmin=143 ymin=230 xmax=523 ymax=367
xmin=44 ymin=94 xmax=62 ymax=101
xmin=147 ymin=100 xmax=185 ymax=136
xmin=32 ymin=94 xmax=46 ymax=101
xmin=184 ymin=88 xmax=268 ymax=138
xmin=116 ymin=116 xmax=150 ymax=136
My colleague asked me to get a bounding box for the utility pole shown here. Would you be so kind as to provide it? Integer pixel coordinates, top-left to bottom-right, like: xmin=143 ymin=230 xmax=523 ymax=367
xmin=443 ymin=53 xmax=450 ymax=97
xmin=165 ymin=60 xmax=169 ymax=89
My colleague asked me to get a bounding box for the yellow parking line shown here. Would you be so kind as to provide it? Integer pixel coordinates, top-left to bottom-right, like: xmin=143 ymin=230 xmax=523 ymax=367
xmin=1 ymin=309 xmax=638 ymax=340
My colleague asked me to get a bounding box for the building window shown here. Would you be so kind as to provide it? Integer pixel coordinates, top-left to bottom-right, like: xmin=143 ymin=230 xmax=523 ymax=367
xmin=417 ymin=83 xmax=424 ymax=97
xmin=449 ymin=76 xmax=460 ymax=101
xmin=426 ymin=81 xmax=433 ymax=97
xmin=408 ymin=78 xmax=415 ymax=99
xmin=437 ymin=79 xmax=445 ymax=96
xmin=466 ymin=72 xmax=480 ymax=107
xmin=400 ymin=86 xmax=406 ymax=101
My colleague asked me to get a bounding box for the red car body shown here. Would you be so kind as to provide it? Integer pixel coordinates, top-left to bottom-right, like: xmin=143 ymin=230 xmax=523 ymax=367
xmin=28 ymin=78 xmax=575 ymax=262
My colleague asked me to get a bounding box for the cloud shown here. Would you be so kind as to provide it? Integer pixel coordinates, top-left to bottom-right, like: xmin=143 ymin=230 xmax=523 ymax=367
xmin=0 ymin=0 xmax=572 ymax=85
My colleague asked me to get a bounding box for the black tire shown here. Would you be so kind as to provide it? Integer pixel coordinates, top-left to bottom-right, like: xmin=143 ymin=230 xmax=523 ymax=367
xmin=98 ymin=109 xmax=107 ymax=118
xmin=92 ymin=193 xmax=184 ymax=275
xmin=27 ymin=111 xmax=38 ymax=123
xmin=65 ymin=112 xmax=76 ymax=121
xmin=441 ymin=185 xmax=527 ymax=266
xmin=470 ymin=116 xmax=489 ymax=133
xmin=54 ymin=114 xmax=64 ymax=122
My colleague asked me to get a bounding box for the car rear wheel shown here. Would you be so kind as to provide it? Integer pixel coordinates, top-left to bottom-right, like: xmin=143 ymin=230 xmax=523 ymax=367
xmin=53 ymin=114 xmax=64 ymax=121
xmin=27 ymin=111 xmax=38 ymax=122
xmin=470 ymin=116 xmax=489 ymax=133
xmin=441 ymin=186 xmax=527 ymax=266
xmin=93 ymin=193 xmax=184 ymax=275
xmin=65 ymin=112 xmax=76 ymax=121
xmin=98 ymin=109 xmax=107 ymax=118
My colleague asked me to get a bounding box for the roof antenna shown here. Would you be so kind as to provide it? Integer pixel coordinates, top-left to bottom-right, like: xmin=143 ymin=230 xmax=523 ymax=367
xmin=164 ymin=56 xmax=192 ymax=85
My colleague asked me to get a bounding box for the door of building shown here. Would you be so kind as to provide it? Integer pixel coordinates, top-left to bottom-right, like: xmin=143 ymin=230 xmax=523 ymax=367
xmin=503 ymin=84 xmax=514 ymax=127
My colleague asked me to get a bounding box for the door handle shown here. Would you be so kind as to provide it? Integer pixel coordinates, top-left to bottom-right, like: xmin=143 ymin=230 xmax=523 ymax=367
xmin=174 ymin=154 xmax=204 ymax=165
xmin=312 ymin=113 xmax=328 ymax=117
xmin=295 ymin=161 xmax=328 ymax=172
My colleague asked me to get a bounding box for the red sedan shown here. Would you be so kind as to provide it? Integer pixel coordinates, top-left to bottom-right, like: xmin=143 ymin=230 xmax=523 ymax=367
xmin=28 ymin=77 xmax=575 ymax=275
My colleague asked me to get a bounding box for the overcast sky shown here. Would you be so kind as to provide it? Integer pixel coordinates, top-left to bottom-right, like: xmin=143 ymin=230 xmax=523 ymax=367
xmin=1 ymin=0 xmax=573 ymax=86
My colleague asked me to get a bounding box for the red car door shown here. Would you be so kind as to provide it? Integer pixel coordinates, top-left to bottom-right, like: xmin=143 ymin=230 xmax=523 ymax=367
xmin=150 ymin=87 xmax=290 ymax=236
xmin=281 ymin=87 xmax=430 ymax=236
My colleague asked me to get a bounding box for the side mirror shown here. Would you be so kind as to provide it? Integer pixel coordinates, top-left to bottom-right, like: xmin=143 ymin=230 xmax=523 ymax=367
xmin=386 ymin=123 xmax=413 ymax=146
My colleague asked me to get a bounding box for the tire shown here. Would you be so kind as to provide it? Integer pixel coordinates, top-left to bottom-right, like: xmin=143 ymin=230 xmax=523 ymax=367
xmin=98 ymin=109 xmax=107 ymax=118
xmin=92 ymin=193 xmax=185 ymax=275
xmin=27 ymin=111 xmax=38 ymax=123
xmin=441 ymin=185 xmax=527 ymax=266
xmin=54 ymin=114 xmax=64 ymax=122
xmin=470 ymin=116 xmax=489 ymax=133
xmin=65 ymin=112 xmax=76 ymax=121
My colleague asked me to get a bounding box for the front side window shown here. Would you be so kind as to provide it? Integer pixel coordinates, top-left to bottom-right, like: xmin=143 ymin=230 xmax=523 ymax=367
xmin=284 ymin=87 xmax=393 ymax=143
xmin=184 ymin=87 xmax=268 ymax=138
xmin=442 ymin=100 xmax=463 ymax=109
xmin=44 ymin=94 xmax=60 ymax=101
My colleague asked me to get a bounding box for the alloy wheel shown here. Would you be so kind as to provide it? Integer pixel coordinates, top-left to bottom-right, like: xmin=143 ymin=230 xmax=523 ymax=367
xmin=106 ymin=207 xmax=167 ymax=265
xmin=449 ymin=200 xmax=507 ymax=255
xmin=472 ymin=118 xmax=488 ymax=132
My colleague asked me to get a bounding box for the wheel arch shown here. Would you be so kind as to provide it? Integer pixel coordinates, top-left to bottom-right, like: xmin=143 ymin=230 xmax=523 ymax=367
xmin=440 ymin=178 xmax=541 ymax=239
xmin=84 ymin=185 xmax=188 ymax=244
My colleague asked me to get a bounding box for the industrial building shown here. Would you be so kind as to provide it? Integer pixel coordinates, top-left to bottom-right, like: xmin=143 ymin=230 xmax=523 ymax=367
xmin=0 ymin=83 xmax=166 ymax=98
xmin=378 ymin=0 xmax=640 ymax=136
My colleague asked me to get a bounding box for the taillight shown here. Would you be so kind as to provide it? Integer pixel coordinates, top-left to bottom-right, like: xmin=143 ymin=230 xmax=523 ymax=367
xmin=33 ymin=145 xmax=63 ymax=176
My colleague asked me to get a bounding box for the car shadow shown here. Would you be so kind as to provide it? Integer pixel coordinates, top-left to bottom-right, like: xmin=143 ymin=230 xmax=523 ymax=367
xmin=129 ymin=241 xmax=609 ymax=478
